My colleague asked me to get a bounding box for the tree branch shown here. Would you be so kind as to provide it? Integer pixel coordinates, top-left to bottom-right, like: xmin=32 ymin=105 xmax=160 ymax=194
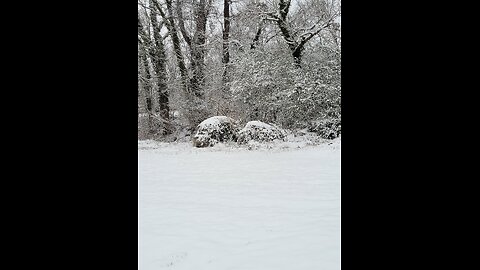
xmin=274 ymin=3 xmax=296 ymax=51
xmin=278 ymin=0 xmax=291 ymax=21
xmin=296 ymin=18 xmax=334 ymax=49
xmin=250 ymin=20 xmax=263 ymax=49
xmin=176 ymin=0 xmax=192 ymax=47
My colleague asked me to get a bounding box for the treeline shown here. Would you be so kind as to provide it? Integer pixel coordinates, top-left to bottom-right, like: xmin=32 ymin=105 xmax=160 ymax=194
xmin=138 ymin=0 xmax=341 ymax=140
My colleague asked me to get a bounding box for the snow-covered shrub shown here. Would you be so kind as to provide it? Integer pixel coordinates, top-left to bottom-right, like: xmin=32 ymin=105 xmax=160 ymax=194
xmin=229 ymin=49 xmax=294 ymax=124
xmin=277 ymin=52 xmax=341 ymax=129
xmin=192 ymin=116 xmax=240 ymax=147
xmin=308 ymin=118 xmax=341 ymax=139
xmin=229 ymin=49 xmax=341 ymax=130
xmin=237 ymin=121 xmax=286 ymax=144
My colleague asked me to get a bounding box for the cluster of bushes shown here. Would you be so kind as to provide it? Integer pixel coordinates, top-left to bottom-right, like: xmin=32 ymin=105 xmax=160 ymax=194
xmin=192 ymin=115 xmax=341 ymax=148
xmin=138 ymin=44 xmax=341 ymax=142
xmin=192 ymin=116 xmax=286 ymax=148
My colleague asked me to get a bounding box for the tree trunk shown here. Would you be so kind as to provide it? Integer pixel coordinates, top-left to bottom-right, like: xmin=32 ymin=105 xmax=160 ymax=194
xmin=222 ymin=0 xmax=231 ymax=92
xmin=176 ymin=0 xmax=212 ymax=128
xmin=149 ymin=1 xmax=170 ymax=126
xmin=138 ymin=44 xmax=154 ymax=136
xmin=189 ymin=0 xmax=208 ymax=99
xmin=292 ymin=48 xmax=303 ymax=68
xmin=153 ymin=0 xmax=189 ymax=93
xmin=139 ymin=10 xmax=171 ymax=135
xmin=250 ymin=21 xmax=263 ymax=49
xmin=139 ymin=45 xmax=153 ymax=112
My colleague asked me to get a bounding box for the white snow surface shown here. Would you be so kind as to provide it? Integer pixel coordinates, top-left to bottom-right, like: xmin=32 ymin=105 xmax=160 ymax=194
xmin=197 ymin=116 xmax=236 ymax=130
xmin=138 ymin=139 xmax=341 ymax=270
xmin=243 ymin=120 xmax=275 ymax=130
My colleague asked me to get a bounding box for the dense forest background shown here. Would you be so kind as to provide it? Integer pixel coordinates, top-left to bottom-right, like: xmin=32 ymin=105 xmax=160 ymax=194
xmin=138 ymin=0 xmax=341 ymax=141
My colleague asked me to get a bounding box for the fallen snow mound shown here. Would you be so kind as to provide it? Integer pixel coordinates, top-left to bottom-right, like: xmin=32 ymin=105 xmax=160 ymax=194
xmin=193 ymin=116 xmax=239 ymax=147
xmin=237 ymin=121 xmax=286 ymax=144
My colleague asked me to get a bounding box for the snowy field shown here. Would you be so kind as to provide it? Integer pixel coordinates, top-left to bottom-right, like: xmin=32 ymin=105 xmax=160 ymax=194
xmin=138 ymin=139 xmax=341 ymax=270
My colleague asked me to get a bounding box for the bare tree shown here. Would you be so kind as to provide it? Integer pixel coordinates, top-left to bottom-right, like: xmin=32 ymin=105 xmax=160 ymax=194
xmin=138 ymin=6 xmax=172 ymax=135
xmin=149 ymin=1 xmax=170 ymax=125
xmin=175 ymin=0 xmax=214 ymax=128
xmin=138 ymin=16 xmax=154 ymax=114
xmin=176 ymin=0 xmax=213 ymax=99
xmin=265 ymin=0 xmax=340 ymax=67
xmin=151 ymin=0 xmax=189 ymax=93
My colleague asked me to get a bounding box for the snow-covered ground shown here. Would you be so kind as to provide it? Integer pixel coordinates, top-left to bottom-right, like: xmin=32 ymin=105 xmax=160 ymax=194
xmin=138 ymin=139 xmax=341 ymax=270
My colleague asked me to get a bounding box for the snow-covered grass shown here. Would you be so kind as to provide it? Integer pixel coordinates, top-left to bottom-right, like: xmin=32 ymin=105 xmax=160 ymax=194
xmin=138 ymin=138 xmax=340 ymax=270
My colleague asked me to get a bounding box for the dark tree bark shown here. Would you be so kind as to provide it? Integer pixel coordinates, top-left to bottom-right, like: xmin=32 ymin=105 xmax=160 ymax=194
xmin=222 ymin=0 xmax=230 ymax=66
xmin=277 ymin=0 xmax=301 ymax=67
xmin=138 ymin=16 xmax=153 ymax=113
xmin=175 ymin=0 xmax=192 ymax=48
xmin=149 ymin=0 xmax=170 ymax=124
xmin=151 ymin=0 xmax=188 ymax=93
xmin=139 ymin=47 xmax=153 ymax=113
xmin=175 ymin=0 xmax=213 ymax=129
xmin=222 ymin=0 xmax=231 ymax=94
xmin=139 ymin=10 xmax=172 ymax=135
xmin=250 ymin=20 xmax=263 ymax=49
xmin=176 ymin=0 xmax=211 ymax=99
xmin=190 ymin=0 xmax=208 ymax=99
xmin=138 ymin=39 xmax=154 ymax=135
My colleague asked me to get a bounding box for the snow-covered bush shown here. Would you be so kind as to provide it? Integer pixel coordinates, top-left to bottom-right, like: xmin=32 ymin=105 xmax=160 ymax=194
xmin=277 ymin=52 xmax=341 ymax=129
xmin=308 ymin=118 xmax=341 ymax=139
xmin=229 ymin=50 xmax=293 ymax=124
xmin=229 ymin=49 xmax=341 ymax=130
xmin=237 ymin=121 xmax=286 ymax=144
xmin=192 ymin=116 xmax=240 ymax=147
